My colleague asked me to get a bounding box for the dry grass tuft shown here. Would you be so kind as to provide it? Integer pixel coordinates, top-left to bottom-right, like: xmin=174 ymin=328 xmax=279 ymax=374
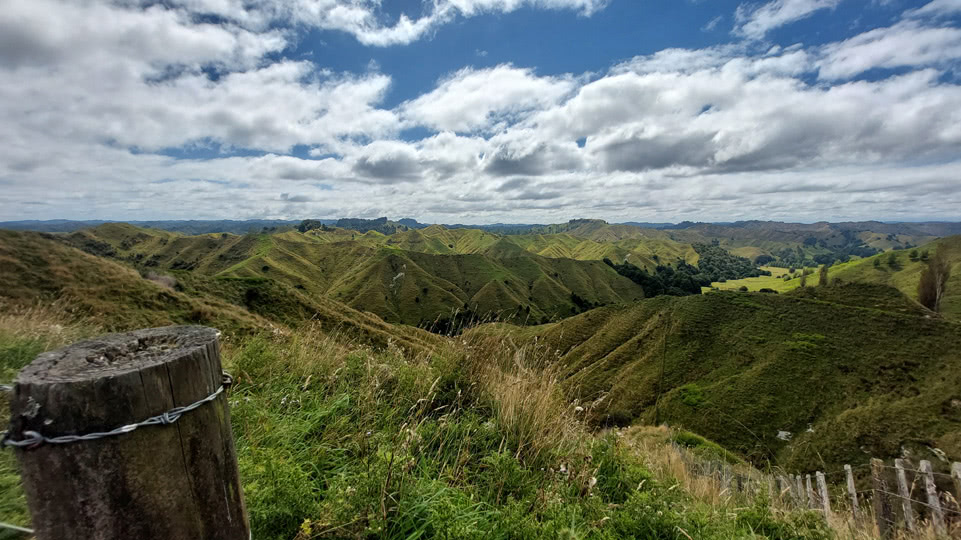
xmin=0 ymin=299 xmax=102 ymax=350
xmin=458 ymin=332 xmax=586 ymax=465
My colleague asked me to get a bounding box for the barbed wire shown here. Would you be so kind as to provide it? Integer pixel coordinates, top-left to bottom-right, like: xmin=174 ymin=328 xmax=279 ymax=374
xmin=0 ymin=521 xmax=33 ymax=535
xmin=2 ymin=372 xmax=232 ymax=450
xmin=881 ymin=463 xmax=957 ymax=480
xmin=872 ymin=488 xmax=961 ymax=517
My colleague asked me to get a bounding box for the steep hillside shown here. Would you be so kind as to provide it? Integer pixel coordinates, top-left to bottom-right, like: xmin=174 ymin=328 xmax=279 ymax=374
xmin=482 ymin=285 xmax=961 ymax=472
xmin=0 ymin=230 xmax=441 ymax=352
xmin=65 ymin=224 xmax=647 ymax=328
xmin=831 ymin=235 xmax=961 ymax=321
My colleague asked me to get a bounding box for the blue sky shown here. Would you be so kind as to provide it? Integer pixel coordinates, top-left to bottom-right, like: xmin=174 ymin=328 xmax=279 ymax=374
xmin=1 ymin=0 xmax=960 ymax=223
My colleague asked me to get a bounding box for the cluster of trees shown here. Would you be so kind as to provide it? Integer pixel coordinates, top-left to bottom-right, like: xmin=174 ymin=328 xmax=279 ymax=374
xmin=693 ymin=243 xmax=770 ymax=281
xmin=297 ymin=219 xmax=332 ymax=233
xmin=765 ymin=231 xmax=880 ymax=268
xmin=604 ymin=246 xmax=768 ymax=297
xmin=603 ymin=259 xmax=705 ymax=296
xmin=335 ymin=217 xmax=411 ymax=234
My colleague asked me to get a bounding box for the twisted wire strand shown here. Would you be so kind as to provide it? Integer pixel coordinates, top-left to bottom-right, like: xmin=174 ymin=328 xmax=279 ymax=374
xmin=881 ymin=464 xmax=958 ymax=479
xmin=2 ymin=374 xmax=231 ymax=449
xmin=0 ymin=521 xmax=33 ymax=535
xmin=871 ymin=488 xmax=961 ymax=517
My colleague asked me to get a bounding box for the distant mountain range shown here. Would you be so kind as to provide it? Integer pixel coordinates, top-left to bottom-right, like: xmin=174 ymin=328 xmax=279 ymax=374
xmin=6 ymin=217 xmax=961 ymax=237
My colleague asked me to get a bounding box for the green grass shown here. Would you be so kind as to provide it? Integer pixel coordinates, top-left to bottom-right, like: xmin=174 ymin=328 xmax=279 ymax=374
xmin=704 ymin=266 xmax=801 ymax=293
xmin=830 ymin=236 xmax=961 ymax=321
xmin=0 ymin=308 xmax=832 ymax=540
xmin=480 ymin=284 xmax=961 ymax=476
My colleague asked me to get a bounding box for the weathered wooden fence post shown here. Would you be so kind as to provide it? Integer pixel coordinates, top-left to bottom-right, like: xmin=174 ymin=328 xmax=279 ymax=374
xmin=795 ymin=474 xmax=804 ymax=507
xmin=4 ymin=326 xmax=248 ymax=540
xmin=953 ymin=462 xmax=961 ymax=512
xmin=894 ymin=459 xmax=915 ymax=532
xmin=919 ymin=460 xmax=946 ymax=536
xmin=871 ymin=458 xmax=893 ymax=539
xmin=816 ymin=471 xmax=831 ymax=519
xmin=806 ymin=473 xmax=816 ymax=509
xmin=844 ymin=464 xmax=859 ymax=516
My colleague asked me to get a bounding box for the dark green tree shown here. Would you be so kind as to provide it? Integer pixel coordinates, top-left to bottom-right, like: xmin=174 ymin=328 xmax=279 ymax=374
xmin=818 ymin=264 xmax=829 ymax=287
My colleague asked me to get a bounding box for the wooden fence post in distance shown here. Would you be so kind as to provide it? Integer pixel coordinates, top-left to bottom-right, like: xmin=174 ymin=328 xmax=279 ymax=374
xmin=871 ymin=458 xmax=893 ymax=539
xmin=894 ymin=459 xmax=916 ymax=532
xmin=816 ymin=471 xmax=831 ymax=519
xmin=953 ymin=463 xmax=961 ymax=513
xmin=844 ymin=464 xmax=860 ymax=516
xmin=6 ymin=326 xmax=248 ymax=540
xmin=919 ymin=460 xmax=946 ymax=536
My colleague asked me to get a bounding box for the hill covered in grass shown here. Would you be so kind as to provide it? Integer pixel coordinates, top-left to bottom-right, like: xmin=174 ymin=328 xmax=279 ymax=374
xmin=0 ymin=230 xmax=442 ymax=352
xmin=830 ymin=235 xmax=961 ymax=321
xmin=0 ymin=235 xmax=834 ymax=540
xmin=64 ymin=224 xmax=647 ymax=328
xmin=481 ymin=284 xmax=961 ymax=474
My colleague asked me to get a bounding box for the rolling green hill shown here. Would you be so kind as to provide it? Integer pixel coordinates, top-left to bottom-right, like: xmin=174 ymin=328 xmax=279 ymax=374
xmin=479 ymin=284 xmax=961 ymax=473
xmin=0 ymin=230 xmax=442 ymax=352
xmin=64 ymin=224 xmax=647 ymax=328
xmin=830 ymin=235 xmax=961 ymax=321
xmin=0 ymin=228 xmax=836 ymax=540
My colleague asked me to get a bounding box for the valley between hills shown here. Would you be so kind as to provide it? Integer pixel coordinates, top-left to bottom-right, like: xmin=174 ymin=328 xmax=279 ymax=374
xmin=1 ymin=217 xmax=960 ymax=538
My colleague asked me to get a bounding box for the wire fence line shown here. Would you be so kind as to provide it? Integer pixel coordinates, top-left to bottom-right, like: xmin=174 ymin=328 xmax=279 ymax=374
xmin=872 ymin=489 xmax=961 ymax=517
xmin=1 ymin=372 xmax=233 ymax=450
xmin=881 ymin=463 xmax=957 ymax=480
xmin=0 ymin=521 xmax=34 ymax=535
xmin=678 ymin=454 xmax=961 ymax=539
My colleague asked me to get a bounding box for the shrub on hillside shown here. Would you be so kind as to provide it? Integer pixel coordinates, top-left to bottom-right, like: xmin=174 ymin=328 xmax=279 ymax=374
xmin=144 ymin=272 xmax=177 ymax=290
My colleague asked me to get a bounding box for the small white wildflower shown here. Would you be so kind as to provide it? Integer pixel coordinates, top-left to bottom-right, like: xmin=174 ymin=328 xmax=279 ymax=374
xmin=574 ymin=406 xmax=584 ymax=413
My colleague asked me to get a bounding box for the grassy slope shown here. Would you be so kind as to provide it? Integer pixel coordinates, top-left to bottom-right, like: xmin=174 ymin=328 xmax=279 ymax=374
xmin=67 ymin=224 xmax=647 ymax=327
xmin=0 ymin=230 xmax=441 ymax=353
xmin=830 ymin=235 xmax=961 ymax=321
xmin=705 ymin=266 xmax=802 ymax=293
xmin=0 ymin=253 xmax=831 ymax=539
xmin=484 ymin=285 xmax=961 ymax=473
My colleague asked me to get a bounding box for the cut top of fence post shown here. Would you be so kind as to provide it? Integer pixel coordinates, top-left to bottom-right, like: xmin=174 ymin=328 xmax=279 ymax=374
xmin=16 ymin=325 xmax=218 ymax=385
xmin=6 ymin=326 xmax=248 ymax=540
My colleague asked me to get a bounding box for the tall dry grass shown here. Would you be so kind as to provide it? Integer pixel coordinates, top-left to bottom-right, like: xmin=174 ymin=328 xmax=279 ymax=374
xmin=457 ymin=331 xmax=586 ymax=465
xmin=0 ymin=299 xmax=103 ymax=350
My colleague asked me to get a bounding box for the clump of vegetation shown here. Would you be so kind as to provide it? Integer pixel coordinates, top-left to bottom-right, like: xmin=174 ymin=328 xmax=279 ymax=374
xmin=0 ymin=304 xmax=833 ymax=539
xmin=918 ymin=245 xmax=951 ymax=312
xmin=603 ymin=243 xmax=768 ymax=298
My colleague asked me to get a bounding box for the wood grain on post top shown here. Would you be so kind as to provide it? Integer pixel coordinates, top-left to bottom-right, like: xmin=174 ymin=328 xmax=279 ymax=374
xmin=8 ymin=326 xmax=248 ymax=540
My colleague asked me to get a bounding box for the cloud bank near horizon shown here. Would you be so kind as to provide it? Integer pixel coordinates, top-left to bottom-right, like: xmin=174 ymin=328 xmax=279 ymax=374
xmin=1 ymin=0 xmax=960 ymax=223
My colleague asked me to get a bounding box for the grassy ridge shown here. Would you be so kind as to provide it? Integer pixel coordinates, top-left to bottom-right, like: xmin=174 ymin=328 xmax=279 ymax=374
xmin=484 ymin=285 xmax=961 ymax=474
xmin=0 ymin=230 xmax=442 ymax=352
xmin=830 ymin=235 xmax=961 ymax=321
xmin=0 ymin=295 xmax=831 ymax=539
xmin=66 ymin=224 xmax=647 ymax=327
